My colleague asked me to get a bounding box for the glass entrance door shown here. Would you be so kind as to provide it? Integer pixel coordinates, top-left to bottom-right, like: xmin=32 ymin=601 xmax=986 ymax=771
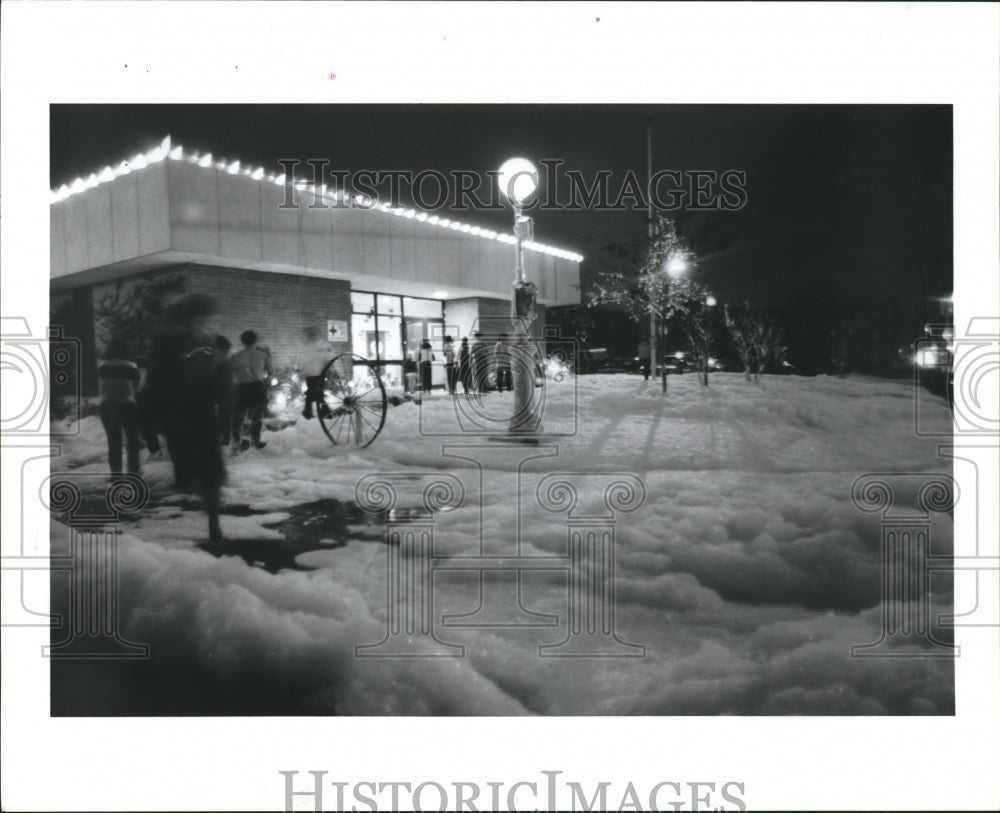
xmin=351 ymin=291 xmax=446 ymax=390
xmin=404 ymin=317 xmax=445 ymax=389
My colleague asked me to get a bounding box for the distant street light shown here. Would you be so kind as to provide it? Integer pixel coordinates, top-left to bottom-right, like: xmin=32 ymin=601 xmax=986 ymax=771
xmin=652 ymin=251 xmax=691 ymax=393
xmin=666 ymin=255 xmax=689 ymax=276
xmin=497 ymin=157 xmax=541 ymax=434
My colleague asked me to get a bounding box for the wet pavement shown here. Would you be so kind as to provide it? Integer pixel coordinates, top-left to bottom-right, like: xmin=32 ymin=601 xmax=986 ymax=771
xmin=48 ymin=475 xmax=386 ymax=573
xmin=195 ymin=498 xmax=384 ymax=572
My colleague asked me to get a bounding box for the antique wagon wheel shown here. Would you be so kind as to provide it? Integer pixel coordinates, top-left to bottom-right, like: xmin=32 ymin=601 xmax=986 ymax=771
xmin=317 ymin=353 xmax=387 ymax=448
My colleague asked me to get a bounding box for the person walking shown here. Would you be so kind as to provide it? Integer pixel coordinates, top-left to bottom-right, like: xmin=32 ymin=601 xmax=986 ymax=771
xmin=299 ymin=325 xmax=331 ymax=420
xmin=230 ymin=329 xmax=274 ymax=451
xmin=98 ymin=337 xmax=142 ymax=477
xmin=637 ymin=339 xmax=651 ymax=381
xmin=214 ymin=335 xmax=234 ymax=445
xmin=458 ymin=336 xmax=472 ymax=394
xmin=134 ymin=354 xmax=163 ymax=458
xmin=442 ymin=335 xmax=457 ymax=395
xmin=147 ymin=294 xmax=226 ymax=546
xmin=494 ymin=333 xmax=513 ymax=393
xmin=418 ymin=339 xmax=435 ymax=394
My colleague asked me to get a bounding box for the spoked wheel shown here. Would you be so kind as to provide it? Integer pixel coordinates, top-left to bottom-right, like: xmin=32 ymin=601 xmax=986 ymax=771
xmin=318 ymin=353 xmax=387 ymax=448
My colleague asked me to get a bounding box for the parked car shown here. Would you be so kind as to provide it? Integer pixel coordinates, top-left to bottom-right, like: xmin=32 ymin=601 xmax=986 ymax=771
xmin=914 ymin=324 xmax=955 ymax=407
xmin=579 ymin=347 xmax=637 ymax=374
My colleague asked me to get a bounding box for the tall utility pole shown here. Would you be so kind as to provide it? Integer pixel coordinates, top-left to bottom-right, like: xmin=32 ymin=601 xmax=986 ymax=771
xmin=647 ymin=114 xmax=657 ymax=386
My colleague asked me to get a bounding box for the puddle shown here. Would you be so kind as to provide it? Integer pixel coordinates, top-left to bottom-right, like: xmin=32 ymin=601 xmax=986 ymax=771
xmin=196 ymin=498 xmax=384 ymax=573
xmin=47 ymin=477 xmax=388 ymax=573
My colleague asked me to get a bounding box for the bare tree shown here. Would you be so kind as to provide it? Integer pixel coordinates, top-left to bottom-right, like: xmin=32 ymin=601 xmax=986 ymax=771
xmin=828 ymin=321 xmax=855 ymax=378
xmin=677 ymin=284 xmax=719 ymax=386
xmin=590 ymin=215 xmax=700 ymax=393
xmin=723 ymin=304 xmax=757 ymax=381
xmin=94 ymin=274 xmax=187 ymax=359
xmin=724 ymin=305 xmax=788 ymax=383
xmin=754 ymin=319 xmax=788 ymax=382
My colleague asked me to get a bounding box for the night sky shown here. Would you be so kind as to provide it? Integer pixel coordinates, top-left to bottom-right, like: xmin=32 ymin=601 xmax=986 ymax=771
xmin=51 ymin=104 xmax=952 ymax=308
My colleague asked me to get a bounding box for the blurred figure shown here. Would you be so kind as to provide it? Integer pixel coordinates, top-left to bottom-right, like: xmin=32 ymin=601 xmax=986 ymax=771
xmin=230 ymin=329 xmax=274 ymax=451
xmin=148 ymin=294 xmax=226 ymax=546
xmin=299 ymin=325 xmax=331 ymax=420
xmin=403 ymin=353 xmax=419 ymax=397
xmin=98 ymin=336 xmax=141 ymax=476
xmin=471 ymin=332 xmax=490 ymax=393
xmin=458 ymin=336 xmax=472 ymax=394
xmin=637 ymin=339 xmax=651 ymax=381
xmin=442 ymin=335 xmax=457 ymax=395
xmin=494 ymin=333 xmax=512 ymax=392
xmin=214 ymin=335 xmax=234 ymax=445
xmin=418 ymin=339 xmax=435 ymax=393
xmin=134 ymin=354 xmax=162 ymax=457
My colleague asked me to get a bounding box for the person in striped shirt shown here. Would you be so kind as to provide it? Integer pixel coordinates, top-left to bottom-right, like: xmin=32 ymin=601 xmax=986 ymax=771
xmin=98 ymin=336 xmax=142 ymax=476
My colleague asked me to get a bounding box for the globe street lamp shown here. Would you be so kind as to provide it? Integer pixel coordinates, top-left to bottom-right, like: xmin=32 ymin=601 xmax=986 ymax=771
xmin=497 ymin=157 xmax=541 ymax=434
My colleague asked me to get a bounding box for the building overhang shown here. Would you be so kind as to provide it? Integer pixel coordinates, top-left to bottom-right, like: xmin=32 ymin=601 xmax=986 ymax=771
xmin=50 ymin=136 xmax=582 ymax=306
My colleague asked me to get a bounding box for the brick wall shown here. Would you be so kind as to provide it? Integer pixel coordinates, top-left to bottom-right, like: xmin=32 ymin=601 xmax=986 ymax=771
xmin=470 ymin=297 xmax=514 ymax=338
xmin=183 ymin=265 xmax=351 ymax=371
xmin=442 ymin=298 xmax=479 ymax=341
xmin=444 ymin=296 xmax=545 ymax=343
xmin=90 ymin=264 xmax=351 ymax=375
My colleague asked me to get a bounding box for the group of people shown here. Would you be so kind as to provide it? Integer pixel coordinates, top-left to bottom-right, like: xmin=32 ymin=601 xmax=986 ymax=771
xmin=97 ymin=294 xmax=282 ymax=546
xmin=96 ymin=299 xmax=547 ymax=544
xmin=405 ymin=332 xmax=523 ymax=396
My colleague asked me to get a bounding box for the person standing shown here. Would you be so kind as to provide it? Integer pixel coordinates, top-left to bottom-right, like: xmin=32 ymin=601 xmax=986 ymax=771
xmin=230 ymin=329 xmax=274 ymax=451
xmin=98 ymin=337 xmax=142 ymax=476
xmin=471 ymin=332 xmax=490 ymax=393
xmin=458 ymin=336 xmax=472 ymax=394
xmin=494 ymin=333 xmax=513 ymax=393
xmin=148 ymin=294 xmax=226 ymax=546
xmin=403 ymin=352 xmax=419 ymax=396
xmin=442 ymin=335 xmax=457 ymax=395
xmin=418 ymin=339 xmax=435 ymax=393
xmin=637 ymin=339 xmax=651 ymax=381
xmin=299 ymin=325 xmax=331 ymax=420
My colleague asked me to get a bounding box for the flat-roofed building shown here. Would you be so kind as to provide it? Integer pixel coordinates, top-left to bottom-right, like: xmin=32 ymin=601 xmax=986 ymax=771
xmin=50 ymin=137 xmax=582 ymax=392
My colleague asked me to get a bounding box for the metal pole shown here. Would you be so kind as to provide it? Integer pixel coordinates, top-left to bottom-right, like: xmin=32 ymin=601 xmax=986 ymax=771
xmin=511 ymin=203 xmax=540 ymax=434
xmin=647 ymin=114 xmax=657 ymax=386
xmin=512 ymin=203 xmax=524 ymax=314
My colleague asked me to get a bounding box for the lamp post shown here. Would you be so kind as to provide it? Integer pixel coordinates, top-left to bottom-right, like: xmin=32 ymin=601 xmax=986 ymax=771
xmin=498 ymin=157 xmax=541 ymax=434
xmin=655 ymin=253 xmax=689 ymax=393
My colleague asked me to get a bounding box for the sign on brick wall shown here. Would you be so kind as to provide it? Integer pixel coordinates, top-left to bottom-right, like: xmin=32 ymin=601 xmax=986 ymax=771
xmin=327 ymin=320 xmax=349 ymax=342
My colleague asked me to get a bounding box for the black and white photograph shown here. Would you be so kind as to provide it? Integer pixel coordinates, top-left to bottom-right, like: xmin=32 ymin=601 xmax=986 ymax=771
xmin=46 ymin=101 xmax=959 ymax=720
xmin=3 ymin=3 xmax=998 ymax=811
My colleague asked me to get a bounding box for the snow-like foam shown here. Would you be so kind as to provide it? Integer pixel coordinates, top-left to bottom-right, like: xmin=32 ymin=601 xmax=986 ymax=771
xmin=49 ymin=373 xmax=955 ymax=714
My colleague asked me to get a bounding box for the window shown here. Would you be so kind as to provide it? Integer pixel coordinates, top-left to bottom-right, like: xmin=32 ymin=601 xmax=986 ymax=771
xmin=402 ymin=296 xmax=443 ymax=319
xmin=351 ymin=291 xmax=375 ymax=314
xmin=378 ymin=295 xmax=402 ymax=316
xmin=377 ymin=316 xmax=403 ymax=361
xmin=351 ymin=291 xmax=411 ymax=362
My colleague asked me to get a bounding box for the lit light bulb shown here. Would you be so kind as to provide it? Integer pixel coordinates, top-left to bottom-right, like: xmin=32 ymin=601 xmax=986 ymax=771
xmin=497 ymin=157 xmax=538 ymax=204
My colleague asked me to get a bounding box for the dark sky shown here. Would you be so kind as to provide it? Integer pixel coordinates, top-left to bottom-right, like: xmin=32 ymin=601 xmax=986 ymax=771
xmin=50 ymin=104 xmax=952 ymax=308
